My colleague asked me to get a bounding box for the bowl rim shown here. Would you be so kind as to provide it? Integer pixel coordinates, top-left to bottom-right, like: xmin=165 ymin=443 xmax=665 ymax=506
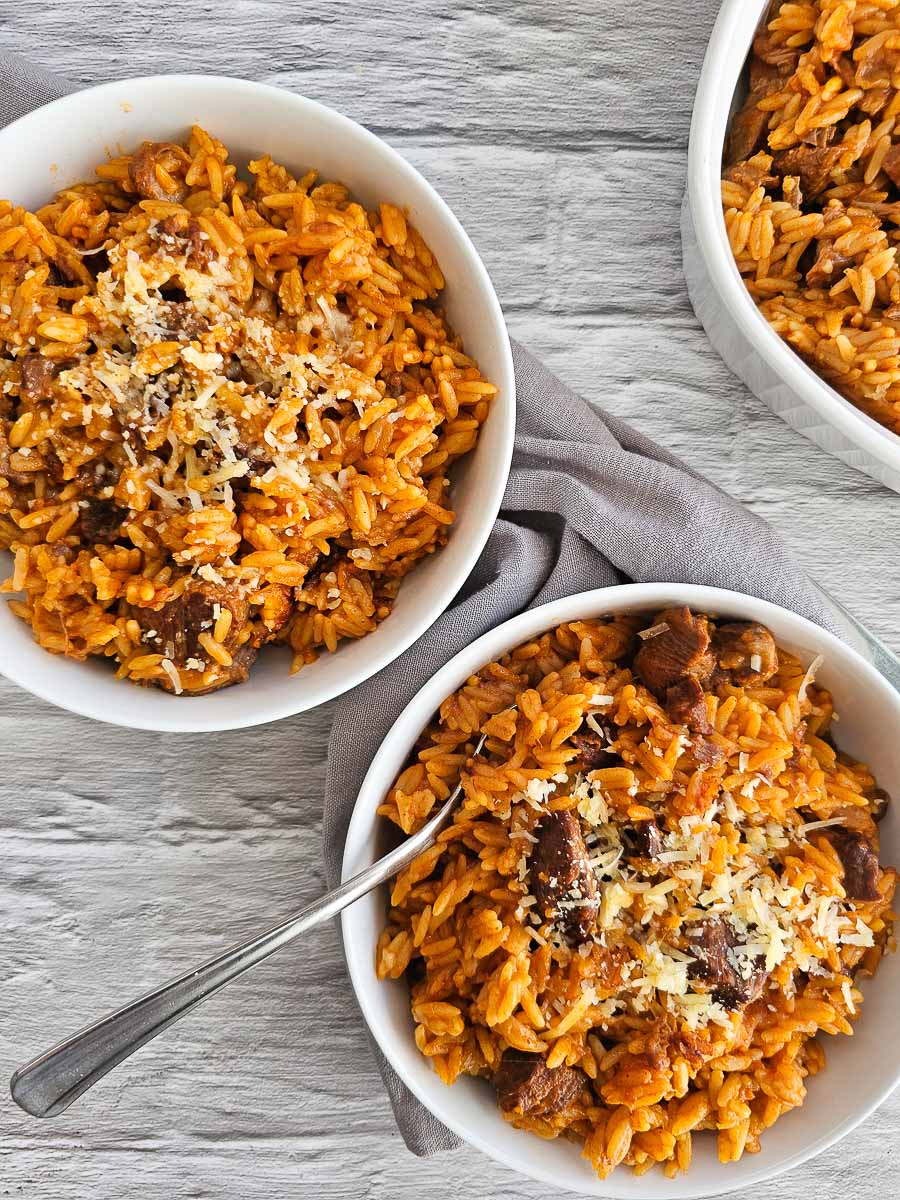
xmin=341 ymin=581 xmax=900 ymax=1198
xmin=686 ymin=0 xmax=900 ymax=474
xmin=0 ymin=73 xmax=516 ymax=731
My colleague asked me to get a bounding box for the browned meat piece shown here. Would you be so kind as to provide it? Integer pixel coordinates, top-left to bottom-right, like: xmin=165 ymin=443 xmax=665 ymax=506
xmin=723 ymin=158 xmax=780 ymax=192
xmin=835 ymin=54 xmax=857 ymax=90
xmin=493 ymin=1052 xmax=583 ymax=1116
xmin=725 ymin=54 xmax=788 ymax=165
xmin=686 ymin=918 xmax=768 ymax=1008
xmin=872 ymin=788 xmax=891 ymax=824
xmin=130 ymin=580 xmax=251 ymax=671
xmin=824 ymin=829 xmax=881 ymax=901
xmin=773 ymin=144 xmax=844 ymax=199
xmin=712 ymin=622 xmax=779 ymax=685
xmin=692 ymin=736 xmax=727 ymax=767
xmin=383 ymin=371 xmax=406 ymax=399
xmin=154 ymin=214 xmax=215 ymax=270
xmin=531 ymin=810 xmax=599 ymax=942
xmin=806 ymin=237 xmax=855 ymax=287
xmin=882 ymin=144 xmax=900 ymax=190
xmin=19 ymin=352 xmax=56 ymax=403
xmin=635 ymin=607 xmax=714 ymax=697
xmin=626 ymin=819 xmax=663 ymax=860
xmin=0 ymin=424 xmax=32 ymax=487
xmin=128 ymin=141 xmax=189 ymax=203
xmin=569 ymin=716 xmax=616 ymax=772
xmin=725 ymin=97 xmax=770 ymax=166
xmin=752 ymin=31 xmax=799 ymax=73
xmin=665 ymin=675 xmax=712 ymax=735
xmin=157 ymin=300 xmax=210 ymax=342
xmin=79 ymin=497 xmax=128 ymax=545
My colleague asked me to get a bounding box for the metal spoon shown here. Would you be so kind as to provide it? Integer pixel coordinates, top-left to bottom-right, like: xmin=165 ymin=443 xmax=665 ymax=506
xmin=10 ymin=732 xmax=488 ymax=1119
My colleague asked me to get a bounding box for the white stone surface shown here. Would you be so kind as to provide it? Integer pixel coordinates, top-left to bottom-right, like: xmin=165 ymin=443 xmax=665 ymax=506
xmin=0 ymin=1 xmax=898 ymax=1197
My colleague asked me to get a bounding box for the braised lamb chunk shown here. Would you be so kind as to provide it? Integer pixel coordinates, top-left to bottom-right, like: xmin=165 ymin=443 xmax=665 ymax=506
xmin=872 ymin=788 xmax=891 ymax=824
xmin=806 ymin=237 xmax=855 ymax=287
xmin=724 ymin=55 xmax=787 ymax=165
xmin=153 ymin=214 xmax=215 ymax=271
xmin=712 ymin=621 xmax=779 ymax=685
xmin=883 ymin=144 xmax=900 ymax=190
xmin=823 ymin=829 xmax=881 ymax=902
xmin=691 ymin=736 xmax=727 ymax=768
xmin=570 ymin=715 xmax=617 ymax=772
xmin=752 ymin=30 xmax=800 ymax=73
xmin=493 ymin=1052 xmax=584 ymax=1116
xmin=665 ymin=674 xmax=713 ymax=735
xmin=772 ymin=143 xmax=844 ymax=199
xmin=635 ymin=607 xmax=714 ymax=697
xmin=0 ymin=424 xmax=32 ymax=487
xmin=686 ymin=918 xmax=768 ymax=1008
xmin=383 ymin=370 xmax=406 ymax=399
xmin=79 ymin=497 xmax=128 ymax=545
xmin=625 ymin=819 xmax=664 ymax=861
xmin=723 ymin=148 xmax=781 ymax=192
xmin=531 ymin=810 xmax=599 ymax=942
xmin=128 ymin=141 xmax=189 ymax=203
xmin=130 ymin=580 xmax=253 ymax=677
xmin=19 ymin=352 xmax=56 ymax=403
xmin=158 ymin=299 xmax=210 ymax=341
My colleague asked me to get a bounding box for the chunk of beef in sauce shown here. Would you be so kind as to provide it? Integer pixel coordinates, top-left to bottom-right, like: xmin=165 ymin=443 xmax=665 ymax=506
xmin=152 ymin=214 xmax=215 ymax=271
xmin=19 ymin=352 xmax=57 ymax=403
xmin=772 ymin=142 xmax=844 ymax=199
xmin=712 ymin=621 xmax=779 ymax=685
xmin=0 ymin=424 xmax=33 ymax=487
xmin=130 ymin=581 xmax=256 ymax=691
xmin=665 ymin=674 xmax=712 ymax=735
xmin=823 ymin=828 xmax=881 ymax=902
xmin=530 ymin=810 xmax=599 ymax=942
xmin=569 ymin=715 xmax=617 ymax=772
xmin=806 ymin=236 xmax=856 ymax=287
xmin=128 ymin=141 xmax=189 ymax=203
xmin=157 ymin=296 xmax=210 ymax=342
xmin=79 ymin=497 xmax=129 ymax=545
xmin=871 ymin=788 xmax=891 ymax=824
xmin=686 ymin=918 xmax=768 ymax=1008
xmin=883 ymin=144 xmax=900 ymax=190
xmin=625 ymin=819 xmax=664 ymax=861
xmin=635 ymin=607 xmax=714 ymax=697
xmin=725 ymin=56 xmax=789 ymax=165
xmin=493 ymin=1052 xmax=584 ymax=1116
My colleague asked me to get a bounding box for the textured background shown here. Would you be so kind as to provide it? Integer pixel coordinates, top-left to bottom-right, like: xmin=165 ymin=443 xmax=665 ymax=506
xmin=1 ymin=1 xmax=898 ymax=1197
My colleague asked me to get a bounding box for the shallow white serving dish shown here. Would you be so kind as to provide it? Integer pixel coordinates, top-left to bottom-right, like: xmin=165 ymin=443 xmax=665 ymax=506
xmin=682 ymin=0 xmax=900 ymax=493
xmin=0 ymin=76 xmax=515 ymax=732
xmin=342 ymin=582 xmax=900 ymax=1198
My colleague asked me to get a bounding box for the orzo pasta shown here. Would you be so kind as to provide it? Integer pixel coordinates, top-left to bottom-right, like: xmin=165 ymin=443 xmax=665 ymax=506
xmin=0 ymin=128 xmax=495 ymax=693
xmin=377 ymin=607 xmax=896 ymax=1179
xmin=722 ymin=1 xmax=900 ymax=435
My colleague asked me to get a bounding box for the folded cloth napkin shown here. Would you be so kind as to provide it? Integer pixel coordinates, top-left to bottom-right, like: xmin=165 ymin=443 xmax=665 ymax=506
xmin=1 ymin=51 xmax=832 ymax=1158
xmin=323 ymin=343 xmax=834 ymax=1154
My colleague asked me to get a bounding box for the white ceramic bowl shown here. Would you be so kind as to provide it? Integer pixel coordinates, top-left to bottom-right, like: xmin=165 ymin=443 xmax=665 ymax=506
xmin=342 ymin=582 xmax=900 ymax=1198
xmin=682 ymin=0 xmax=900 ymax=493
xmin=0 ymin=76 xmax=515 ymax=732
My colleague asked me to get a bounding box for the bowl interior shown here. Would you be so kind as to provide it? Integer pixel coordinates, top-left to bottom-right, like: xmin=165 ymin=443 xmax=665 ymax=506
xmin=0 ymin=77 xmax=514 ymax=730
xmin=342 ymin=583 xmax=900 ymax=1198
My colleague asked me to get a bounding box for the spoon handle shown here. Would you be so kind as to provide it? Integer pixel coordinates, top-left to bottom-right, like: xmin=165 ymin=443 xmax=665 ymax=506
xmin=9 ymin=795 xmax=453 ymax=1119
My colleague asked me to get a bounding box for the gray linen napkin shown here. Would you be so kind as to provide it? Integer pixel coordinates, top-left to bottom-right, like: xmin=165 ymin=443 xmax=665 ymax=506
xmin=323 ymin=343 xmax=834 ymax=1154
xmin=1 ymin=51 xmax=832 ymax=1157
